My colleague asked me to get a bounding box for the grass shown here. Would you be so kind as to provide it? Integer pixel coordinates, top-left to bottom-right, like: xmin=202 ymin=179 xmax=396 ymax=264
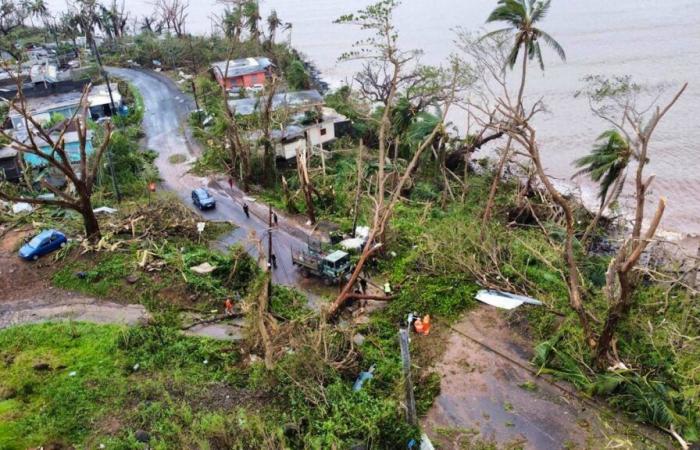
xmin=0 ymin=322 xmax=275 ymax=449
xmin=52 ymin=241 xmax=258 ymax=312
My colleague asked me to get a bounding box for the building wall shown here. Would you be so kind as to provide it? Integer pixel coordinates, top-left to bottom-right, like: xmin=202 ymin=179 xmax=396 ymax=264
xmin=220 ymin=71 xmax=267 ymax=89
xmin=307 ymin=122 xmax=336 ymax=148
xmin=277 ymin=138 xmax=305 ymax=160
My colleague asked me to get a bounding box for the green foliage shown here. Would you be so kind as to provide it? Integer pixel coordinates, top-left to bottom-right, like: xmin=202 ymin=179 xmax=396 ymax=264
xmin=286 ymin=59 xmax=311 ymax=90
xmin=573 ymin=129 xmax=632 ymax=206
xmin=0 ymin=322 xmax=261 ymax=449
xmin=53 ymin=242 xmax=258 ymax=310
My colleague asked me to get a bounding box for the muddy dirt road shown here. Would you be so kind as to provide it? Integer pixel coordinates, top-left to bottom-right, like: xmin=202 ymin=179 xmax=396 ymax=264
xmin=423 ymin=306 xmax=668 ymax=449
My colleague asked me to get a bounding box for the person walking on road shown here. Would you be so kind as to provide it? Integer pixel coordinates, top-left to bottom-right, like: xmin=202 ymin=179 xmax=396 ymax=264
xmin=242 ymin=203 xmax=250 ymax=218
xmin=228 ymin=177 xmax=234 ymax=190
xmin=273 ymin=212 xmax=278 ymax=226
xmin=271 ymin=253 xmax=277 ymax=269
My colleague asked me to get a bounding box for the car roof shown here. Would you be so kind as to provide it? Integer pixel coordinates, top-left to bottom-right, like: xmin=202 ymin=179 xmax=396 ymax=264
xmin=35 ymin=229 xmax=57 ymax=239
xmin=194 ymin=188 xmax=210 ymax=196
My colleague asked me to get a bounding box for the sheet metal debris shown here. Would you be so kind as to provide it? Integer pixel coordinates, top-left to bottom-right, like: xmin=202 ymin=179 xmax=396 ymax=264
xmin=475 ymin=289 xmax=543 ymax=310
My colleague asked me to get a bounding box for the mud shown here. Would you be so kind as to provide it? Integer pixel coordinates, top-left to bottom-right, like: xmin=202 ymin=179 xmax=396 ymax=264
xmin=423 ymin=306 xmax=669 ymax=449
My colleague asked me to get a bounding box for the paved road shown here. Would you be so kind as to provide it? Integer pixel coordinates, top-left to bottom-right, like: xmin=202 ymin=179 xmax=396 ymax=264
xmin=107 ymin=68 xmax=313 ymax=290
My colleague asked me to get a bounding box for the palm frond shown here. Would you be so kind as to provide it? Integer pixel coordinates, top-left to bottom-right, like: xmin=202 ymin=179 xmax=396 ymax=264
xmin=537 ymin=29 xmax=566 ymax=61
xmin=531 ymin=0 xmax=552 ymax=22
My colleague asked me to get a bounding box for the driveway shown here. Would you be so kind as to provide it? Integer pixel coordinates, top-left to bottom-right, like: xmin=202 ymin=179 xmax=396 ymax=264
xmin=107 ymin=68 xmax=313 ymax=290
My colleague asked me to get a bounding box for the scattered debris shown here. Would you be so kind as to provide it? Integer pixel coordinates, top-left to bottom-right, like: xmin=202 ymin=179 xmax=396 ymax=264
xmin=607 ymin=361 xmax=630 ymax=372
xmin=407 ymin=433 xmax=435 ymax=450
xmin=11 ymin=202 xmax=33 ymax=214
xmin=475 ymin=289 xmax=543 ymax=310
xmin=68 ymin=371 xmax=77 ymax=377
xmin=32 ymin=362 xmax=51 ymax=371
xmin=339 ymin=237 xmax=365 ymax=251
xmin=93 ymin=206 xmax=118 ymax=215
xmin=135 ymin=429 xmax=150 ymax=443
xmin=352 ymin=365 xmax=375 ymax=391
xmin=352 ymin=333 xmax=365 ymax=346
xmin=190 ymin=262 xmax=216 ymax=275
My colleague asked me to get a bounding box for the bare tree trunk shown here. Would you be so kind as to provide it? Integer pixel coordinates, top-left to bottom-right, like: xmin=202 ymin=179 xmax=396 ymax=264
xmin=595 ymin=198 xmax=666 ymax=363
xmin=481 ymin=136 xmax=512 ymax=230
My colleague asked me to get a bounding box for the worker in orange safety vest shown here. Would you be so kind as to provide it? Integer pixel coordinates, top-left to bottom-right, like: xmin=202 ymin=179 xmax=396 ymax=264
xmin=413 ymin=315 xmax=431 ymax=335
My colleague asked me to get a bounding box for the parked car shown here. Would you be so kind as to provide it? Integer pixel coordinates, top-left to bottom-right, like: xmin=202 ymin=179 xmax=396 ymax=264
xmin=192 ymin=188 xmax=216 ymax=210
xmin=19 ymin=229 xmax=67 ymax=261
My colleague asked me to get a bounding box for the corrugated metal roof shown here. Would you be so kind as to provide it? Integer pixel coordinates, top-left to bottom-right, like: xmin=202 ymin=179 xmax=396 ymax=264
xmin=211 ymin=57 xmax=272 ymax=79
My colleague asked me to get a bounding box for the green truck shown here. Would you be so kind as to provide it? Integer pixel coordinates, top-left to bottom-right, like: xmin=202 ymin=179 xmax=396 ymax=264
xmin=291 ymin=244 xmax=353 ymax=285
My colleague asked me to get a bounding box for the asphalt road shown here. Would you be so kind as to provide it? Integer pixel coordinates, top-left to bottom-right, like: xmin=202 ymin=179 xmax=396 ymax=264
xmin=106 ymin=68 xmax=312 ymax=290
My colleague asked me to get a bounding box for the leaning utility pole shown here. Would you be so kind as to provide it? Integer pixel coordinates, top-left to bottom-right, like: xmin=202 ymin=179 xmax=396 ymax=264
xmin=267 ymin=203 xmax=273 ymax=304
xmin=399 ymin=328 xmax=417 ymax=426
xmin=89 ymin=37 xmax=121 ymax=203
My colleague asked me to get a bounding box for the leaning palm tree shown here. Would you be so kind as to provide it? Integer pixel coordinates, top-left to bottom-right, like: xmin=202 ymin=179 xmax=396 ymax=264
xmin=242 ymin=0 xmax=261 ymax=42
xmin=573 ymin=129 xmax=633 ymax=245
xmin=484 ymin=0 xmax=566 ymax=107
xmin=480 ymin=0 xmax=566 ymax=227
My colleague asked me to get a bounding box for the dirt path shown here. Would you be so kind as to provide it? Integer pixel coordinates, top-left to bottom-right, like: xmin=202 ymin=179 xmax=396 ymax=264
xmin=422 ymin=306 xmax=668 ymax=449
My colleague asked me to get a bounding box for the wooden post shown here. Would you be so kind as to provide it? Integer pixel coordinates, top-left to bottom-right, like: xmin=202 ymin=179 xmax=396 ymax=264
xmin=352 ymin=142 xmax=363 ymax=237
xmin=399 ymin=328 xmax=417 ymax=426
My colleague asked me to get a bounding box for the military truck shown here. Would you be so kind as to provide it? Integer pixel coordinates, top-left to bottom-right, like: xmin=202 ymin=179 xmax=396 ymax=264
xmin=291 ymin=244 xmax=353 ymax=285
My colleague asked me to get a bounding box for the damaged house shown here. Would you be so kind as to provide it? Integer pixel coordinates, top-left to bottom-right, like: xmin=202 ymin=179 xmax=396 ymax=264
xmin=228 ymin=90 xmax=350 ymax=161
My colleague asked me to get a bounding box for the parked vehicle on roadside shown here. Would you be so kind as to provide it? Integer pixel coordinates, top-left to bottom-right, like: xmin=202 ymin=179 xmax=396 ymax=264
xmin=191 ymin=188 xmax=216 ymax=210
xmin=292 ymin=242 xmax=353 ymax=285
xmin=19 ymin=229 xmax=67 ymax=261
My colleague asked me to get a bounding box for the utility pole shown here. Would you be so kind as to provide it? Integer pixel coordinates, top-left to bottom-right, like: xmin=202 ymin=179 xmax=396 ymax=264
xmin=89 ymin=35 xmax=121 ymax=203
xmin=267 ymin=203 xmax=273 ymax=304
xmin=399 ymin=328 xmax=417 ymax=426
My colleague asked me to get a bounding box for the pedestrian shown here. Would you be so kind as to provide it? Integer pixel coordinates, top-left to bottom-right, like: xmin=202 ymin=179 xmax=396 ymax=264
xmin=224 ymin=298 xmax=234 ymax=316
xmin=360 ymin=278 xmax=368 ymax=294
xmin=242 ymin=203 xmax=250 ymax=218
xmin=271 ymin=253 xmax=277 ymax=269
xmin=228 ymin=177 xmax=233 ymax=190
xmin=273 ymin=212 xmax=278 ymax=226
xmin=383 ymin=282 xmax=392 ymax=296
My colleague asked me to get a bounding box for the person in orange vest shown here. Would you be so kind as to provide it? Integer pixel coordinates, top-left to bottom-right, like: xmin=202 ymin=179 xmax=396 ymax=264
xmin=413 ymin=315 xmax=431 ymax=336
xmin=224 ymin=298 xmax=234 ymax=316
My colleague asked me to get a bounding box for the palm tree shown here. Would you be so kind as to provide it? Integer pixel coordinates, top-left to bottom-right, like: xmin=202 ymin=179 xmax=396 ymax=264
xmin=573 ymin=129 xmax=633 ymax=245
xmin=484 ymin=0 xmax=566 ymax=107
xmin=222 ymin=6 xmax=243 ymax=42
xmin=480 ymin=0 xmax=566 ymax=227
xmin=266 ymin=9 xmax=282 ymax=46
xmin=243 ymin=0 xmax=261 ymax=42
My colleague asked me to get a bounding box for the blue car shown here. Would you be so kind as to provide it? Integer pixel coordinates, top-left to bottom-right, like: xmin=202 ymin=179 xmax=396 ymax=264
xmin=192 ymin=188 xmax=216 ymax=210
xmin=19 ymin=229 xmax=67 ymax=261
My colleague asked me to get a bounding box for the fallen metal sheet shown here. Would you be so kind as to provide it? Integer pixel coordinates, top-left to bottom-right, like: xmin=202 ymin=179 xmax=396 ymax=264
xmin=11 ymin=202 xmax=33 ymax=214
xmin=475 ymin=289 xmax=543 ymax=310
xmin=93 ymin=206 xmax=118 ymax=215
xmin=339 ymin=237 xmax=364 ymax=250
xmin=190 ymin=262 xmax=216 ymax=275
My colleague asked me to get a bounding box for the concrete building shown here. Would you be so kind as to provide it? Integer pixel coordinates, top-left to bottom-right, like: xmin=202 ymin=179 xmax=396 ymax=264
xmin=211 ymin=57 xmax=273 ymax=90
xmin=0 ymin=147 xmax=21 ymax=182
xmin=6 ymin=83 xmax=122 ymax=131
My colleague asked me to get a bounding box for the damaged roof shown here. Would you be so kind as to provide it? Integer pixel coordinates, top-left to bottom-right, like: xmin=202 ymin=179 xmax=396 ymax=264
xmin=228 ymin=90 xmax=323 ymax=116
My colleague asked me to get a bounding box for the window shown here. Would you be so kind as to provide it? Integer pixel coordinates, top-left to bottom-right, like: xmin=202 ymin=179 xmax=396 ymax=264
xmin=320 ymin=128 xmax=327 ymax=136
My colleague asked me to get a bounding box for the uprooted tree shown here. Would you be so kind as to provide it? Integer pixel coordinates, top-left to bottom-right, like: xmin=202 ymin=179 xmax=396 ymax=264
xmin=327 ymin=0 xmax=465 ymax=318
xmin=0 ymin=83 xmax=114 ymax=242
